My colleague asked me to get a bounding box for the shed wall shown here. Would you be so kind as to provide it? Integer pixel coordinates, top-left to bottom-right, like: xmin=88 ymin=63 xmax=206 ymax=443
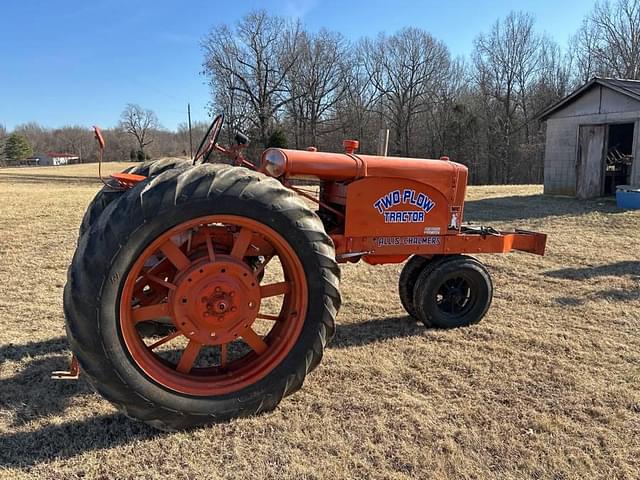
xmin=544 ymin=118 xmax=578 ymax=195
xmin=547 ymin=87 xmax=640 ymax=120
xmin=543 ymin=111 xmax=640 ymax=195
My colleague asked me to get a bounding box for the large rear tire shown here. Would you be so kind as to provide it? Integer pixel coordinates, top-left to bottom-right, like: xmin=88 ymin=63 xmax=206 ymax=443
xmin=64 ymin=165 xmax=340 ymax=430
xmin=78 ymin=157 xmax=191 ymax=238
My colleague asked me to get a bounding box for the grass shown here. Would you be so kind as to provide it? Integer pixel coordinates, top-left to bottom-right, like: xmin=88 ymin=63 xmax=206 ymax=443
xmin=0 ymin=163 xmax=639 ymax=479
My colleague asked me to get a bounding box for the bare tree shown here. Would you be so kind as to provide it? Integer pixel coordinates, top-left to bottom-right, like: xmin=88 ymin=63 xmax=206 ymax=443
xmin=570 ymin=18 xmax=607 ymax=82
xmin=12 ymin=122 xmax=49 ymax=154
xmin=362 ymin=28 xmax=450 ymax=156
xmin=285 ymin=29 xmax=347 ymax=148
xmin=473 ymin=12 xmax=544 ymax=183
xmin=176 ymin=121 xmax=210 ymax=156
xmin=202 ymin=10 xmax=302 ymax=147
xmin=423 ymin=58 xmax=471 ymax=157
xmin=335 ymin=51 xmax=380 ymax=152
xmin=591 ymin=0 xmax=640 ymax=79
xmin=119 ymin=104 xmax=160 ymax=156
xmin=50 ymin=126 xmax=93 ymax=162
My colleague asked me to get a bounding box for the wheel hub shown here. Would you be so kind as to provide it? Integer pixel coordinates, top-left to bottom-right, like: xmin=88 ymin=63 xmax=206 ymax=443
xmin=170 ymin=256 xmax=261 ymax=345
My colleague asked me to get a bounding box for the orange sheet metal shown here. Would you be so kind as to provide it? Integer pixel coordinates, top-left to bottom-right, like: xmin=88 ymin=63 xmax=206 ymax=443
xmin=111 ymin=172 xmax=146 ymax=189
xmin=442 ymin=230 xmax=547 ymax=256
xmin=277 ymin=148 xmax=467 ymax=197
xmin=332 ymin=230 xmax=547 ymax=263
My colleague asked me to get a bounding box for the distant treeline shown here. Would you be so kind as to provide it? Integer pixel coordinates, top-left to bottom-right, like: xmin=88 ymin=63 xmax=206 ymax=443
xmin=2 ymin=0 xmax=639 ymax=185
xmin=0 ymin=119 xmax=208 ymax=167
xmin=202 ymin=1 xmax=640 ymax=184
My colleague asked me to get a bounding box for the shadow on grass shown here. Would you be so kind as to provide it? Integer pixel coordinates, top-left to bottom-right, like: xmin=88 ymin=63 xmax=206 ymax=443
xmin=331 ymin=315 xmax=423 ymax=348
xmin=0 ymin=355 xmax=94 ymax=427
xmin=0 ymin=338 xmax=159 ymax=467
xmin=0 ymin=414 xmax=158 ymax=468
xmin=550 ymin=261 xmax=640 ymax=306
xmin=0 ymin=336 xmax=68 ymax=363
xmin=0 ymin=336 xmax=91 ymax=429
xmin=464 ymin=194 xmax=620 ymax=223
xmin=0 ymin=316 xmax=424 ymax=467
xmin=545 ymin=261 xmax=640 ymax=280
xmin=0 ymin=173 xmax=102 ymax=185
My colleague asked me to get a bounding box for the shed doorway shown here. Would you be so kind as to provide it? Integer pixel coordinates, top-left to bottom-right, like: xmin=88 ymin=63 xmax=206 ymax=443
xmin=577 ymin=123 xmax=636 ymax=198
xmin=604 ymin=123 xmax=635 ymax=195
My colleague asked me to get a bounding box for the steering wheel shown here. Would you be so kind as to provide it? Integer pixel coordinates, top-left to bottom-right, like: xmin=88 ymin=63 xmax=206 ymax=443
xmin=193 ymin=113 xmax=224 ymax=165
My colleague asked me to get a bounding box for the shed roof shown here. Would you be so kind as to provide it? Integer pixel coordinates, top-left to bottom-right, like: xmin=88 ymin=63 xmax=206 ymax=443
xmin=538 ymin=77 xmax=640 ymax=120
xmin=45 ymin=152 xmax=78 ymax=157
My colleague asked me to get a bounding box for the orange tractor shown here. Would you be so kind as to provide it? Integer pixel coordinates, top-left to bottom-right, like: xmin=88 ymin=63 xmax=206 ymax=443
xmin=62 ymin=115 xmax=546 ymax=430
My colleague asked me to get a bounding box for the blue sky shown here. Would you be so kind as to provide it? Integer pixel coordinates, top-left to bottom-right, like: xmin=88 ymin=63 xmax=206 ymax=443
xmin=0 ymin=0 xmax=594 ymax=131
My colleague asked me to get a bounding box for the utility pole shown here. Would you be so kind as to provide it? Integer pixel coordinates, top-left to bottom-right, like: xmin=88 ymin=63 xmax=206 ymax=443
xmin=187 ymin=103 xmax=193 ymax=159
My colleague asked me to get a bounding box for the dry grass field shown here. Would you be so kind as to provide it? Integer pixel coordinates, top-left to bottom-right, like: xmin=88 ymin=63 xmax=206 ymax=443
xmin=1 ymin=162 xmax=639 ymax=479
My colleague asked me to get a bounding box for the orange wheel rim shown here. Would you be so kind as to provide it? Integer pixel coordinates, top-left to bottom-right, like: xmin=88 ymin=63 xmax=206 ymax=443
xmin=119 ymin=215 xmax=308 ymax=396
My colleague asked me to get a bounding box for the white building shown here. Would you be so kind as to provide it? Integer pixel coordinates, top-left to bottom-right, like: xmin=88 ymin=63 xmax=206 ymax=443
xmin=27 ymin=152 xmax=80 ymax=166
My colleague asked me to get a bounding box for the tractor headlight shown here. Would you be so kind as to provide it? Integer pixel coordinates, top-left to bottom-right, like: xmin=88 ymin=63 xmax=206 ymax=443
xmin=261 ymin=149 xmax=287 ymax=177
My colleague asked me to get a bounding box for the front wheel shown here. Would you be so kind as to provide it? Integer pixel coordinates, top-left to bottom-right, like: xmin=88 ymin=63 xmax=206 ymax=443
xmin=64 ymin=165 xmax=340 ymax=430
xmin=398 ymin=255 xmax=430 ymax=318
xmin=413 ymin=255 xmax=492 ymax=328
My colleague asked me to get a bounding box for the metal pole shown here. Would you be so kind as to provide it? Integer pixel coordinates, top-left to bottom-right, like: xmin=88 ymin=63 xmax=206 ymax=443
xmin=377 ymin=129 xmax=389 ymax=156
xmin=188 ymin=103 xmax=193 ymax=159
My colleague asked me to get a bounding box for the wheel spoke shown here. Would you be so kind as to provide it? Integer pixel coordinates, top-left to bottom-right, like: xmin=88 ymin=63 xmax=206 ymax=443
xmin=186 ymin=229 xmax=193 ymax=252
xmin=146 ymin=273 xmax=177 ymax=291
xmin=160 ymin=240 xmax=190 ymax=270
xmin=260 ymin=281 xmax=291 ymax=298
xmin=230 ymin=227 xmax=253 ymax=259
xmin=132 ymin=303 xmax=170 ymax=323
xmin=176 ymin=340 xmax=201 ymax=373
xmin=147 ymin=330 xmax=181 ymax=350
xmin=137 ymin=258 xmax=174 ymax=287
xmin=446 ymin=301 xmax=455 ymax=313
xmin=240 ymin=328 xmax=268 ymax=354
xmin=256 ymin=313 xmax=281 ymax=321
xmin=205 ymin=230 xmax=216 ymax=262
xmin=253 ymin=254 xmax=274 ymax=276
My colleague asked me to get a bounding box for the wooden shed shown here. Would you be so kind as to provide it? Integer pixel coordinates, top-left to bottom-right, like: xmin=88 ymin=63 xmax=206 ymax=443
xmin=539 ymin=78 xmax=640 ymax=198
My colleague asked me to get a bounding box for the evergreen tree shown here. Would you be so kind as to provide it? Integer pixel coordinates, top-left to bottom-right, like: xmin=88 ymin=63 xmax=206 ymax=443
xmin=4 ymin=133 xmax=33 ymax=163
xmin=267 ymin=129 xmax=288 ymax=148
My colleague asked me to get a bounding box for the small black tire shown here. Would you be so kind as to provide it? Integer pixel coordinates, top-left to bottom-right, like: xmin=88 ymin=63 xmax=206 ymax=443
xmin=78 ymin=157 xmax=191 ymax=238
xmin=413 ymin=255 xmax=492 ymax=328
xmin=64 ymin=164 xmax=341 ymax=430
xmin=399 ymin=255 xmax=464 ymax=319
xmin=398 ymin=256 xmax=430 ymax=318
